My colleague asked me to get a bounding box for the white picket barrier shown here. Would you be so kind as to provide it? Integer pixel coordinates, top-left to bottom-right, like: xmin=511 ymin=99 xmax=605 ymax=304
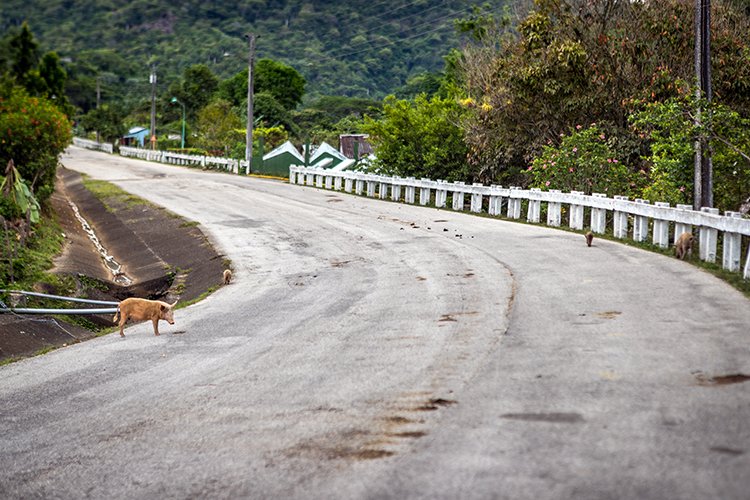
xmin=73 ymin=137 xmax=113 ymax=154
xmin=290 ymin=164 xmax=750 ymax=280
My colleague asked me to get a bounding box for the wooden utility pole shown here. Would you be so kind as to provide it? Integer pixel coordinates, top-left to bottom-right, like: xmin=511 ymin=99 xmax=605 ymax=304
xmin=150 ymin=66 xmax=157 ymax=151
xmin=694 ymin=0 xmax=713 ymax=209
xmin=96 ymin=76 xmax=101 ymax=143
xmin=245 ymin=33 xmax=256 ymax=174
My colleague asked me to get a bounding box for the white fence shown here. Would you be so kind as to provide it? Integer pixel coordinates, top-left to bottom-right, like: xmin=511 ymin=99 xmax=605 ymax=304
xmin=118 ymin=146 xmax=245 ymax=173
xmin=289 ymin=165 xmax=750 ymax=280
xmin=72 ymin=137 xmax=113 ymax=154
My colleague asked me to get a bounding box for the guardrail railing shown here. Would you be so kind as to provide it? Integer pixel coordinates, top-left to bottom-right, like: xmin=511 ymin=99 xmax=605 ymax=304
xmin=72 ymin=137 xmax=113 ymax=154
xmin=289 ymin=165 xmax=750 ymax=280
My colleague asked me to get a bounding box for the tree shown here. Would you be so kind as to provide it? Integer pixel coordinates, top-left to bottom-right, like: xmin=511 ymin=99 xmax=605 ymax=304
xmin=78 ymin=104 xmax=126 ymax=143
xmin=362 ymin=94 xmax=469 ymax=181
xmin=459 ymin=0 xmax=750 ymax=186
xmin=194 ymin=99 xmax=242 ymax=155
xmin=0 ymin=87 xmax=72 ymax=203
xmin=172 ymin=64 xmax=219 ymax=119
xmin=255 ymin=59 xmax=305 ymax=110
xmin=9 ymin=22 xmax=39 ymax=87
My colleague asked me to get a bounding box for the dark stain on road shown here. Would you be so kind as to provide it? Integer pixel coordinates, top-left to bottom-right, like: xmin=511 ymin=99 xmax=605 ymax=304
xmin=500 ymin=412 xmax=585 ymax=424
xmin=695 ymin=373 xmax=750 ymax=386
xmin=709 ymin=446 xmax=745 ymax=456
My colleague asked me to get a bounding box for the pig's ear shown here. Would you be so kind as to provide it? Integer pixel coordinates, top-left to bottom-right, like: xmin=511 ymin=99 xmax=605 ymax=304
xmin=160 ymin=304 xmax=167 ymax=312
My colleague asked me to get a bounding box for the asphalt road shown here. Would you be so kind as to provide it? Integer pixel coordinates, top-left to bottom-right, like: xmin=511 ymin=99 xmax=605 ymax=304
xmin=1 ymin=147 xmax=749 ymax=499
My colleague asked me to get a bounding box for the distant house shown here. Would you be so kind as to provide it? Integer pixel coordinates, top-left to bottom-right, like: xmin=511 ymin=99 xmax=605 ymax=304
xmin=121 ymin=127 xmax=149 ymax=148
xmin=339 ymin=134 xmax=374 ymax=160
xmin=261 ymin=140 xmax=305 ymax=176
xmin=309 ymin=141 xmax=347 ymax=169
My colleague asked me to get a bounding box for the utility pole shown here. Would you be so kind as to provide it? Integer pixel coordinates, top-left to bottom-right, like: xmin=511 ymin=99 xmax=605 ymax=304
xmin=150 ymin=66 xmax=157 ymax=151
xmin=96 ymin=76 xmax=101 ymax=144
xmin=245 ymin=33 xmax=257 ymax=174
xmin=694 ymin=0 xmax=713 ymax=209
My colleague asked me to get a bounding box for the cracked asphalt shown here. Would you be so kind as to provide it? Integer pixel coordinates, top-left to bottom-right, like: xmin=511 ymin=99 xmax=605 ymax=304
xmin=1 ymin=146 xmax=748 ymax=499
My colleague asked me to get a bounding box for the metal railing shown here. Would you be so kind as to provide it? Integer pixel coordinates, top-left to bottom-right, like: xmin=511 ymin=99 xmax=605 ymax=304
xmin=0 ymin=290 xmax=118 ymax=315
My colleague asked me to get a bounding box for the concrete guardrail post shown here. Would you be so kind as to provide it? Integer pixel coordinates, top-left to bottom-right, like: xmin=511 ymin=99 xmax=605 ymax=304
xmin=591 ymin=193 xmax=607 ymax=234
xmin=419 ymin=179 xmax=432 ymax=206
xmin=366 ymin=178 xmax=377 ymax=197
xmin=488 ymin=186 xmax=503 ymax=216
xmin=674 ymin=204 xmax=693 ymax=243
xmin=547 ymin=191 xmax=562 ymax=227
xmin=699 ymin=207 xmax=719 ymax=262
xmin=569 ymin=191 xmax=585 ymax=230
xmin=379 ymin=178 xmax=389 ymax=199
xmin=325 ymin=174 xmax=333 ymax=190
xmin=435 ymin=180 xmax=447 ymax=208
xmin=613 ymin=195 xmax=629 ymax=238
xmin=652 ymin=201 xmax=670 ymax=248
xmin=315 ymin=172 xmax=324 ymax=188
xmin=334 ymin=174 xmax=343 ymax=191
xmin=633 ymin=199 xmax=650 ymax=242
xmin=344 ymin=175 xmax=353 ymax=193
xmin=507 ymin=188 xmax=521 ymax=219
xmin=355 ymin=175 xmax=365 ymax=195
xmin=452 ymin=182 xmax=465 ymax=211
xmin=527 ymin=189 xmax=541 ymax=223
xmin=405 ymin=178 xmax=416 ymax=204
xmin=722 ymin=211 xmax=743 ymax=272
xmin=391 ymin=179 xmax=401 ymax=201
xmin=470 ymin=183 xmax=484 ymax=213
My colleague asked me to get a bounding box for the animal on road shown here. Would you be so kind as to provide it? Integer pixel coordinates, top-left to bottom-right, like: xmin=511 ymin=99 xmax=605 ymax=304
xmin=113 ymin=297 xmax=177 ymax=337
xmin=585 ymin=231 xmax=594 ymax=247
xmin=223 ymin=269 xmax=232 ymax=284
xmin=675 ymin=232 xmax=694 ymax=260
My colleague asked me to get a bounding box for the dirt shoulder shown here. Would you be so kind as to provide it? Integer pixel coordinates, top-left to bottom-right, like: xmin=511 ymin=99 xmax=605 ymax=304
xmin=0 ymin=166 xmax=227 ymax=362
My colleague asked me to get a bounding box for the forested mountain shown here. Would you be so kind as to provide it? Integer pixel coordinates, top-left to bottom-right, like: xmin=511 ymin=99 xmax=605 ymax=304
xmin=0 ymin=0 xmax=488 ymax=104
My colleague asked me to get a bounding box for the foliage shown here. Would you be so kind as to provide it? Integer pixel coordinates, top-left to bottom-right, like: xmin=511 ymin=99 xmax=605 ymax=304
xmin=254 ymin=92 xmax=298 ymax=135
xmin=527 ymin=124 xmax=640 ymax=196
xmin=78 ymin=103 xmax=126 ymax=143
xmin=362 ymin=94 xmax=468 ymax=181
xmin=1 ymin=160 xmax=40 ymax=223
xmin=631 ymin=93 xmax=750 ymax=211
xmin=168 ymin=64 xmax=219 ymax=120
xmin=459 ymin=0 xmax=750 ymax=185
xmin=254 ymin=59 xmax=305 ymax=111
xmin=2 ymin=22 xmax=73 ymax=115
xmin=0 ymin=87 xmax=72 ymax=203
xmin=0 ymin=1 xmax=469 ymax=103
xmin=253 ymin=125 xmax=288 ymax=151
xmin=194 ymin=99 xmax=242 ymax=154
xmin=0 ymin=207 xmax=67 ymax=286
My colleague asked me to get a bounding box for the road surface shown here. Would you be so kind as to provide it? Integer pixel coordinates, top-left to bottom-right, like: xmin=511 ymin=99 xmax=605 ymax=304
xmin=1 ymin=147 xmax=749 ymax=499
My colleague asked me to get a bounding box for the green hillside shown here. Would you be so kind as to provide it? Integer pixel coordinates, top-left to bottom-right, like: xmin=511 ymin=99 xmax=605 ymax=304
xmin=0 ymin=0 xmax=489 ymax=103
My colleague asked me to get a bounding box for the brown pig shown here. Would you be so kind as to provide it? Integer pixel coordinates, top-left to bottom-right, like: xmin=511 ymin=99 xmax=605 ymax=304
xmin=223 ymin=269 xmax=232 ymax=284
xmin=674 ymin=232 xmax=694 ymax=260
xmin=113 ymin=298 xmax=177 ymax=337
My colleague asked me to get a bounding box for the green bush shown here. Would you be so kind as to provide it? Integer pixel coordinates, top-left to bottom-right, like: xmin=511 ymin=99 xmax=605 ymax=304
xmin=0 ymin=87 xmax=72 ymax=203
xmin=527 ymin=124 xmax=639 ymax=196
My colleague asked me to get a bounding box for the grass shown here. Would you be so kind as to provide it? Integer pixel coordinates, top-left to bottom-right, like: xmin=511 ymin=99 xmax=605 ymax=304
xmin=81 ymin=176 xmax=147 ymax=211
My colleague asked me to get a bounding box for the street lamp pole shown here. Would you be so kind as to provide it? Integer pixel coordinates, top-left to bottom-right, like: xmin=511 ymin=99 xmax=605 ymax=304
xmin=170 ymin=97 xmax=186 ymax=150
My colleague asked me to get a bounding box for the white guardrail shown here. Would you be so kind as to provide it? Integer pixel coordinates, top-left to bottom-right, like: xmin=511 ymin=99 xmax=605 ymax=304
xmin=118 ymin=146 xmax=244 ymax=173
xmin=72 ymin=137 xmax=113 ymax=154
xmin=289 ymin=165 xmax=750 ymax=280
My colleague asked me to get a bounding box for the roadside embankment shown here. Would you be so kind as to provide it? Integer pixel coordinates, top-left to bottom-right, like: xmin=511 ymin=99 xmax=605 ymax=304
xmin=0 ymin=165 xmax=227 ymax=362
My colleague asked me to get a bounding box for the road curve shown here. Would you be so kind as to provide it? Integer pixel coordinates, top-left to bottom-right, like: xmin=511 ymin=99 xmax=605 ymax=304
xmin=1 ymin=147 xmax=748 ymax=500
